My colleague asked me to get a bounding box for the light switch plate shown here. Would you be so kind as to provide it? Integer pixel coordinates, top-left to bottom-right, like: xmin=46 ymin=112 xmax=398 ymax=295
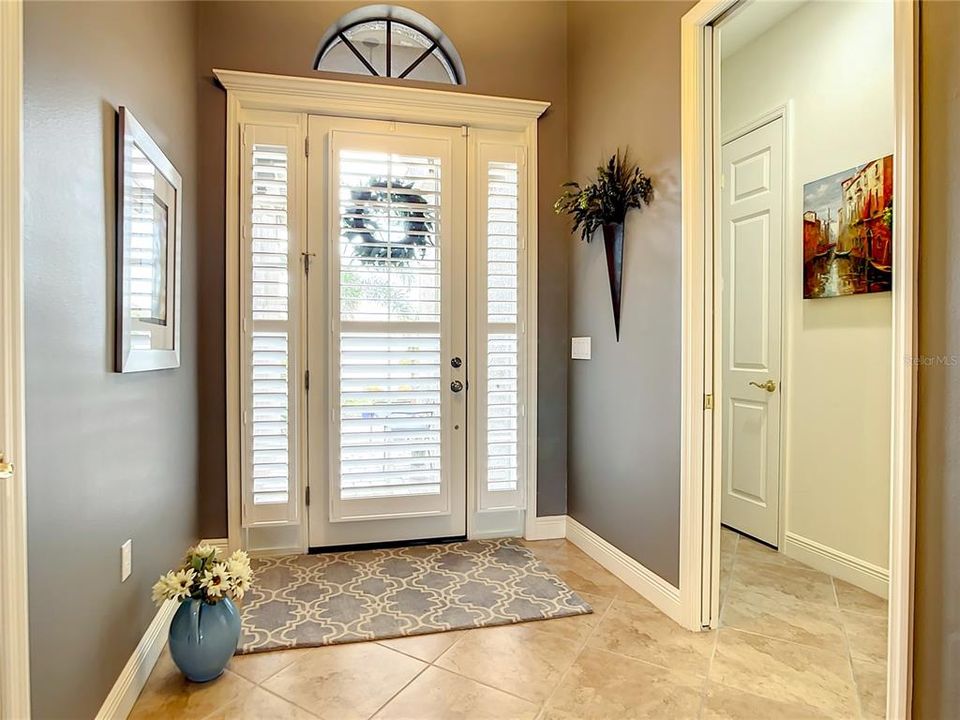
xmin=571 ymin=336 xmax=592 ymax=360
xmin=121 ymin=539 xmax=132 ymax=582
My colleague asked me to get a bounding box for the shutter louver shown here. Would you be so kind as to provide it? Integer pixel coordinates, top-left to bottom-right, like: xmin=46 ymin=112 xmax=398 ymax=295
xmin=336 ymin=149 xmax=445 ymax=502
xmin=242 ymin=126 xmax=301 ymax=526
xmin=475 ymin=146 xmax=524 ymax=513
xmin=486 ymin=161 xmax=520 ymax=496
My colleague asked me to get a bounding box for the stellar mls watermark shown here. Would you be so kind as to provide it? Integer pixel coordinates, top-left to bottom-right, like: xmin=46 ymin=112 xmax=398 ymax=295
xmin=905 ymin=354 xmax=960 ymax=367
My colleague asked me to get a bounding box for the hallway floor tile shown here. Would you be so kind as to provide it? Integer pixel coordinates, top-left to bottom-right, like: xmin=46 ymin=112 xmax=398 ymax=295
xmin=130 ymin=534 xmax=887 ymax=719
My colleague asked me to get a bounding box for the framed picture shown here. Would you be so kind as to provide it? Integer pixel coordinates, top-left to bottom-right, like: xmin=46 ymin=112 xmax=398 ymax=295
xmin=802 ymin=154 xmax=894 ymax=299
xmin=116 ymin=106 xmax=182 ymax=372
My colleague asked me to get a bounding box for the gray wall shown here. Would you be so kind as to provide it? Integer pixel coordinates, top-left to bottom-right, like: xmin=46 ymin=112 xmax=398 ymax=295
xmin=23 ymin=3 xmax=199 ymax=717
xmin=914 ymin=1 xmax=960 ymax=715
xmin=194 ymin=1 xmax=570 ymax=536
xmin=565 ymin=1 xmax=694 ymax=585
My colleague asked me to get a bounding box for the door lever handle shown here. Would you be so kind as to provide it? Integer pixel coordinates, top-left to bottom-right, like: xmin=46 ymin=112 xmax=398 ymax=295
xmin=749 ymin=380 xmax=777 ymax=393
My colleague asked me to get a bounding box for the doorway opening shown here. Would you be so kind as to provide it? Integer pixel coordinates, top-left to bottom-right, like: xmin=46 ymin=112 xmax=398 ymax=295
xmin=679 ymin=1 xmax=917 ymax=717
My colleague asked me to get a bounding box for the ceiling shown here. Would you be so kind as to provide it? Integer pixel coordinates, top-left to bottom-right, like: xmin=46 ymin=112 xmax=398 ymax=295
xmin=718 ymin=0 xmax=808 ymax=59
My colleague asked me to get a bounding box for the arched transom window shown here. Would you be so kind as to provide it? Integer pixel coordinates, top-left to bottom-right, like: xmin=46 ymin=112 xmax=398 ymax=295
xmin=314 ymin=5 xmax=465 ymax=85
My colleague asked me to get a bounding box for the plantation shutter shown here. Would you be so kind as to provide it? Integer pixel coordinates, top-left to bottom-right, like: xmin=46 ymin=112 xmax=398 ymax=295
xmin=328 ymin=129 xmax=459 ymax=522
xmin=241 ymin=120 xmax=303 ymax=526
xmin=476 ymin=140 xmax=526 ymax=511
xmin=337 ymin=147 xmax=444 ymax=501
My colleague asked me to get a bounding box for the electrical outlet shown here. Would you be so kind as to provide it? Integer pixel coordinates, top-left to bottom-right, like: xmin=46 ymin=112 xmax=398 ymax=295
xmin=121 ymin=539 xmax=132 ymax=582
xmin=571 ymin=336 xmax=591 ymax=360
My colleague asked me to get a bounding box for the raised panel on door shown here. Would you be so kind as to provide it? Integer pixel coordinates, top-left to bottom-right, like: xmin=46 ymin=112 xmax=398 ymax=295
xmin=306 ymin=116 xmax=467 ymax=548
xmin=730 ymin=213 xmax=770 ymax=371
xmin=727 ymin=399 xmax=769 ymax=505
xmin=720 ymin=118 xmax=783 ymax=546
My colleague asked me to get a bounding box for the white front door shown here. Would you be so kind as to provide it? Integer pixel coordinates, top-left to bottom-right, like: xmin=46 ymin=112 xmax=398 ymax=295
xmin=719 ymin=118 xmax=784 ymax=547
xmin=306 ymin=117 xmax=467 ymax=547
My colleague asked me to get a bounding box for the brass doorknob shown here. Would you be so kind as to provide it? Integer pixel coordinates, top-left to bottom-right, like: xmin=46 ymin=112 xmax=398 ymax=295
xmin=749 ymin=380 xmax=777 ymax=393
xmin=0 ymin=451 xmax=14 ymax=479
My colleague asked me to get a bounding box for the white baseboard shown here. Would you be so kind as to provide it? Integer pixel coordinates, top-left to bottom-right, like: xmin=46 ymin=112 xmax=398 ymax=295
xmin=783 ymin=531 xmax=889 ymax=599
xmin=564 ymin=517 xmax=682 ymax=623
xmin=95 ymin=599 xmax=176 ymax=720
xmin=524 ymin=514 xmax=567 ymax=541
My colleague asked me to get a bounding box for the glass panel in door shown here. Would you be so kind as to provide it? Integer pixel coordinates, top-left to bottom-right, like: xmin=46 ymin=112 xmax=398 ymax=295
xmin=307 ymin=118 xmax=466 ymax=547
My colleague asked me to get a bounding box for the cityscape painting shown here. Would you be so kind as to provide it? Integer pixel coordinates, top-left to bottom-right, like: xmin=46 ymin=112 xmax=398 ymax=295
xmin=802 ymin=155 xmax=893 ymax=299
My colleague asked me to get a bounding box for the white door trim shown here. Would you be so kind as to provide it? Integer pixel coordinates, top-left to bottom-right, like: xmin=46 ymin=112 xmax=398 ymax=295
xmin=218 ymin=70 xmax=547 ymax=552
xmin=679 ymin=3 xmax=917 ymax=719
xmin=0 ymin=0 xmax=31 ymax=717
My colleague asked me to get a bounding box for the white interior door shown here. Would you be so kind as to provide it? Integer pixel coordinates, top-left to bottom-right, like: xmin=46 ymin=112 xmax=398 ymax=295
xmin=307 ymin=117 xmax=467 ymax=547
xmin=719 ymin=118 xmax=784 ymax=546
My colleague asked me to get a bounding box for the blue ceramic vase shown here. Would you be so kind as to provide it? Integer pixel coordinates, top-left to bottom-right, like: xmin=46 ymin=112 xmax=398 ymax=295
xmin=168 ymin=597 xmax=241 ymax=682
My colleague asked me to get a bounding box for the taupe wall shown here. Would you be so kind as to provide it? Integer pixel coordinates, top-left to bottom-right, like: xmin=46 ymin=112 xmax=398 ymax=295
xmin=195 ymin=2 xmax=570 ymax=536
xmin=914 ymin=1 xmax=960 ymax=715
xmin=565 ymin=1 xmax=694 ymax=585
xmin=23 ymin=3 xmax=199 ymax=718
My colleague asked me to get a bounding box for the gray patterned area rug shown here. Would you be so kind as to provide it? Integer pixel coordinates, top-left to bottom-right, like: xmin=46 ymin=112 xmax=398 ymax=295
xmin=237 ymin=538 xmax=592 ymax=654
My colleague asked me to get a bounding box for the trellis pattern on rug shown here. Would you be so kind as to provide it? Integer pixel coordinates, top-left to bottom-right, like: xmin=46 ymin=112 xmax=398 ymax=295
xmin=237 ymin=538 xmax=592 ymax=654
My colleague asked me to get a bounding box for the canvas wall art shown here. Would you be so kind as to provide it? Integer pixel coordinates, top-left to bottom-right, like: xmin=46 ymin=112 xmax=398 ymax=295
xmin=802 ymin=155 xmax=893 ymax=299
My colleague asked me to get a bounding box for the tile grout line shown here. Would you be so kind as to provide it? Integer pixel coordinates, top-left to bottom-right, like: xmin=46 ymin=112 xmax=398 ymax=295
xmin=193 ymin=673 xmax=260 ymax=720
xmin=833 ymin=576 xmax=867 ymax=720
xmin=718 ymin=533 xmax=866 ymax=717
xmin=430 ymin=657 xmax=545 ymax=708
xmin=249 ymin=651 xmax=308 ymax=687
xmin=363 ymin=658 xmax=433 ymax=720
xmin=699 ymin=532 xmax=735 ymax=719
xmin=254 ymin=680 xmax=325 ymax=719
xmin=427 ymin=628 xmax=545 ymax=705
xmin=839 ymin=606 xmax=889 ymax=619
xmin=716 ymin=623 xmax=852 ymax=657
xmin=697 ymin=628 xmax=722 ymax=720
xmin=532 ymin=592 xmax=618 ymax=719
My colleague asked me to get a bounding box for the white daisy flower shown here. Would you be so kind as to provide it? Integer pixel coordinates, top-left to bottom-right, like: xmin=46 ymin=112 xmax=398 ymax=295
xmin=228 ymin=566 xmax=252 ymax=600
xmin=200 ymin=563 xmax=231 ymax=598
xmin=151 ymin=572 xmax=177 ymax=606
xmin=190 ymin=543 xmax=219 ymax=561
xmin=225 ymin=549 xmax=253 ymax=599
xmin=171 ymin=568 xmax=196 ymax=600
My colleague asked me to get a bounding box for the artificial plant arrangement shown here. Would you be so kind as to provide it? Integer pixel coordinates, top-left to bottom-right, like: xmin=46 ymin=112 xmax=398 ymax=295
xmin=151 ymin=544 xmax=254 ymax=682
xmin=151 ymin=544 xmax=253 ymax=606
xmin=555 ymin=151 xmax=654 ymax=340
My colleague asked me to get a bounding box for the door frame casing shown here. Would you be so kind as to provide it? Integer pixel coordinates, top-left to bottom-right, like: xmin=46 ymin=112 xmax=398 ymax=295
xmin=678 ymin=3 xmax=917 ymax=719
xmin=0 ymin=0 xmax=31 ymax=716
xmin=717 ymin=109 xmax=788 ymax=554
xmin=218 ymin=70 xmax=548 ymax=552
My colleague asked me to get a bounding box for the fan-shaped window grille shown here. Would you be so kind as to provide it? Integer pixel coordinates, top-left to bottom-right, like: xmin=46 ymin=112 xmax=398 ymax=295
xmin=314 ymin=6 xmax=465 ymax=85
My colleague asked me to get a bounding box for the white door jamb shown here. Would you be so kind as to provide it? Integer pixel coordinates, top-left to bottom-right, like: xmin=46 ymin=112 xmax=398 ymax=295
xmin=679 ymin=3 xmax=917 ymax=720
xmin=0 ymin=0 xmax=31 ymax=716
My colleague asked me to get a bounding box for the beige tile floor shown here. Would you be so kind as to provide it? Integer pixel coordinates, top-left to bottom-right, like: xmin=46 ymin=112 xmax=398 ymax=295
xmin=131 ymin=532 xmax=887 ymax=720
